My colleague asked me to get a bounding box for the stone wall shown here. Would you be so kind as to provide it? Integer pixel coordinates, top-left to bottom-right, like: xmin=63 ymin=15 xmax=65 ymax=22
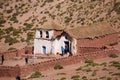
xmin=20 ymin=49 xmax=119 ymax=77
xmin=77 ymin=33 xmax=119 ymax=47
xmin=0 ymin=49 xmax=119 ymax=77
xmin=78 ymin=47 xmax=103 ymax=54
xmin=0 ymin=46 xmax=33 ymax=60
xmin=0 ymin=65 xmax=20 ymax=77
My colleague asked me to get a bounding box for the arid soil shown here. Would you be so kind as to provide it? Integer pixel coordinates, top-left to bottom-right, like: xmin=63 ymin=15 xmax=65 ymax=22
xmin=27 ymin=54 xmax=120 ymax=80
xmin=0 ymin=53 xmax=120 ymax=80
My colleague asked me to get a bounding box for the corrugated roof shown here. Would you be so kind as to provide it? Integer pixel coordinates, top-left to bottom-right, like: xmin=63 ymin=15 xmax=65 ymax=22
xmin=66 ymin=21 xmax=116 ymax=39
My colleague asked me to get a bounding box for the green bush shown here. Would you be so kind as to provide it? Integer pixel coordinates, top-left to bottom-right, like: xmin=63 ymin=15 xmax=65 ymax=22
xmin=0 ymin=3 xmax=3 ymax=8
xmin=10 ymin=16 xmax=18 ymax=23
xmin=64 ymin=16 xmax=72 ymax=23
xmin=54 ymin=64 xmax=63 ymax=70
xmin=47 ymin=0 xmax=54 ymax=3
xmin=113 ymin=2 xmax=120 ymax=14
xmin=6 ymin=9 xmax=13 ymax=13
xmin=5 ymin=36 xmax=19 ymax=45
xmin=100 ymin=62 xmax=107 ymax=67
xmin=76 ymin=66 xmax=82 ymax=71
xmin=13 ymin=29 xmax=21 ymax=36
xmin=60 ymin=77 xmax=66 ymax=80
xmin=71 ymin=75 xmax=80 ymax=80
xmin=29 ymin=71 xmax=42 ymax=79
xmin=85 ymin=59 xmax=99 ymax=67
xmin=109 ymin=42 xmax=118 ymax=46
xmin=112 ymin=73 xmax=120 ymax=76
xmin=107 ymin=77 xmax=112 ymax=80
xmin=91 ymin=70 xmax=97 ymax=76
xmin=0 ymin=19 xmax=6 ymax=25
xmin=56 ymin=4 xmax=61 ymax=10
xmin=90 ymin=78 xmax=98 ymax=80
xmin=21 ymin=38 xmax=25 ymax=42
xmin=26 ymin=32 xmax=34 ymax=42
xmin=24 ymin=23 xmax=33 ymax=29
xmin=85 ymin=59 xmax=94 ymax=64
xmin=0 ymin=29 xmax=5 ymax=36
xmin=109 ymin=54 xmax=118 ymax=58
xmin=8 ymin=47 xmax=17 ymax=51
xmin=5 ymin=27 xmax=13 ymax=34
xmin=56 ymin=73 xmax=66 ymax=75
xmin=110 ymin=61 xmax=120 ymax=69
xmin=82 ymin=76 xmax=87 ymax=80
xmin=83 ymin=67 xmax=92 ymax=72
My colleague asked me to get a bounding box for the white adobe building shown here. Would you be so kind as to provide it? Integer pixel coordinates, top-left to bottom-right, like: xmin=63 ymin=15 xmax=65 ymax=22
xmin=34 ymin=21 xmax=77 ymax=55
xmin=34 ymin=21 xmax=118 ymax=56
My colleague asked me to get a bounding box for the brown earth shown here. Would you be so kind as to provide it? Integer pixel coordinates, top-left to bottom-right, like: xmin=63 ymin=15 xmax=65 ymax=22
xmin=0 ymin=53 xmax=120 ymax=80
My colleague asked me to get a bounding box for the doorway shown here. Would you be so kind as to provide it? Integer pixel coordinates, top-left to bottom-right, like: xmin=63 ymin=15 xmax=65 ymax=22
xmin=42 ymin=46 xmax=46 ymax=54
xmin=64 ymin=41 xmax=69 ymax=53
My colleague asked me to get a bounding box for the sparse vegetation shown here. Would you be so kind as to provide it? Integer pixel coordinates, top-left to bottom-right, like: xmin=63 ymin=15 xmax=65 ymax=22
xmin=0 ymin=0 xmax=119 ymax=50
xmin=113 ymin=2 xmax=120 ymax=14
xmin=82 ymin=76 xmax=87 ymax=80
xmin=109 ymin=54 xmax=118 ymax=58
xmin=83 ymin=67 xmax=92 ymax=72
xmin=56 ymin=73 xmax=66 ymax=75
xmin=29 ymin=71 xmax=42 ymax=79
xmin=23 ymin=23 xmax=33 ymax=30
xmin=26 ymin=32 xmax=34 ymax=42
xmin=85 ymin=59 xmax=99 ymax=67
xmin=8 ymin=47 xmax=17 ymax=51
xmin=112 ymin=73 xmax=120 ymax=76
xmin=109 ymin=61 xmax=120 ymax=69
xmin=64 ymin=16 xmax=72 ymax=23
xmin=109 ymin=42 xmax=118 ymax=46
xmin=0 ymin=19 xmax=6 ymax=25
xmin=71 ymin=75 xmax=80 ymax=80
xmin=54 ymin=64 xmax=63 ymax=70
xmin=76 ymin=66 xmax=82 ymax=71
xmin=91 ymin=70 xmax=97 ymax=76
xmin=60 ymin=77 xmax=66 ymax=80
xmin=5 ymin=36 xmax=19 ymax=45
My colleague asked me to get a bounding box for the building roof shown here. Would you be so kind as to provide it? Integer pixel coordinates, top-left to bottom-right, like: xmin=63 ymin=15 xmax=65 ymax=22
xmin=38 ymin=21 xmax=65 ymax=30
xmin=66 ymin=21 xmax=116 ymax=39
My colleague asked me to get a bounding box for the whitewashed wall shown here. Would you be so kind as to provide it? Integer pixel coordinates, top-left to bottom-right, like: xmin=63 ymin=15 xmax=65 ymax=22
xmin=52 ymin=36 xmax=71 ymax=55
xmin=71 ymin=38 xmax=77 ymax=55
xmin=35 ymin=29 xmax=54 ymax=39
xmin=34 ymin=39 xmax=52 ymax=54
xmin=34 ymin=29 xmax=76 ymax=55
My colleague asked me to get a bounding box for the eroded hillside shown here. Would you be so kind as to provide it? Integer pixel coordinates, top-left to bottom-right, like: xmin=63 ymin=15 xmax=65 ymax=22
xmin=0 ymin=0 xmax=119 ymax=51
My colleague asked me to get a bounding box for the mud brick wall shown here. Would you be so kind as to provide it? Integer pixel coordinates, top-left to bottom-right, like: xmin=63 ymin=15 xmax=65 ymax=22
xmin=20 ymin=49 xmax=119 ymax=77
xmin=0 ymin=51 xmax=18 ymax=60
xmin=78 ymin=47 xmax=103 ymax=54
xmin=77 ymin=33 xmax=119 ymax=47
xmin=0 ymin=65 xmax=20 ymax=77
xmin=0 ymin=49 xmax=119 ymax=77
xmin=0 ymin=46 xmax=33 ymax=60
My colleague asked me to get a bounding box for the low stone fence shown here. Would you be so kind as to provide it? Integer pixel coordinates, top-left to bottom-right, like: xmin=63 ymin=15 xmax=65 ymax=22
xmin=20 ymin=49 xmax=119 ymax=77
xmin=78 ymin=47 xmax=103 ymax=53
xmin=0 ymin=46 xmax=33 ymax=60
xmin=0 ymin=49 xmax=119 ymax=77
xmin=0 ymin=65 xmax=20 ymax=77
xmin=77 ymin=33 xmax=119 ymax=47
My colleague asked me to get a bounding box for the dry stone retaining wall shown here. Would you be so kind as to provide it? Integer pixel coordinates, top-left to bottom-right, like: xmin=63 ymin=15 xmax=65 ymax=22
xmin=0 ymin=65 xmax=20 ymax=77
xmin=77 ymin=33 xmax=118 ymax=47
xmin=0 ymin=49 xmax=119 ymax=77
xmin=20 ymin=49 xmax=119 ymax=77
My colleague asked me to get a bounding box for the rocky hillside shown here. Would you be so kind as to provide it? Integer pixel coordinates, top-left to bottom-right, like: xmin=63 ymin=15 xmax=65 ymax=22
xmin=0 ymin=0 xmax=119 ymax=51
